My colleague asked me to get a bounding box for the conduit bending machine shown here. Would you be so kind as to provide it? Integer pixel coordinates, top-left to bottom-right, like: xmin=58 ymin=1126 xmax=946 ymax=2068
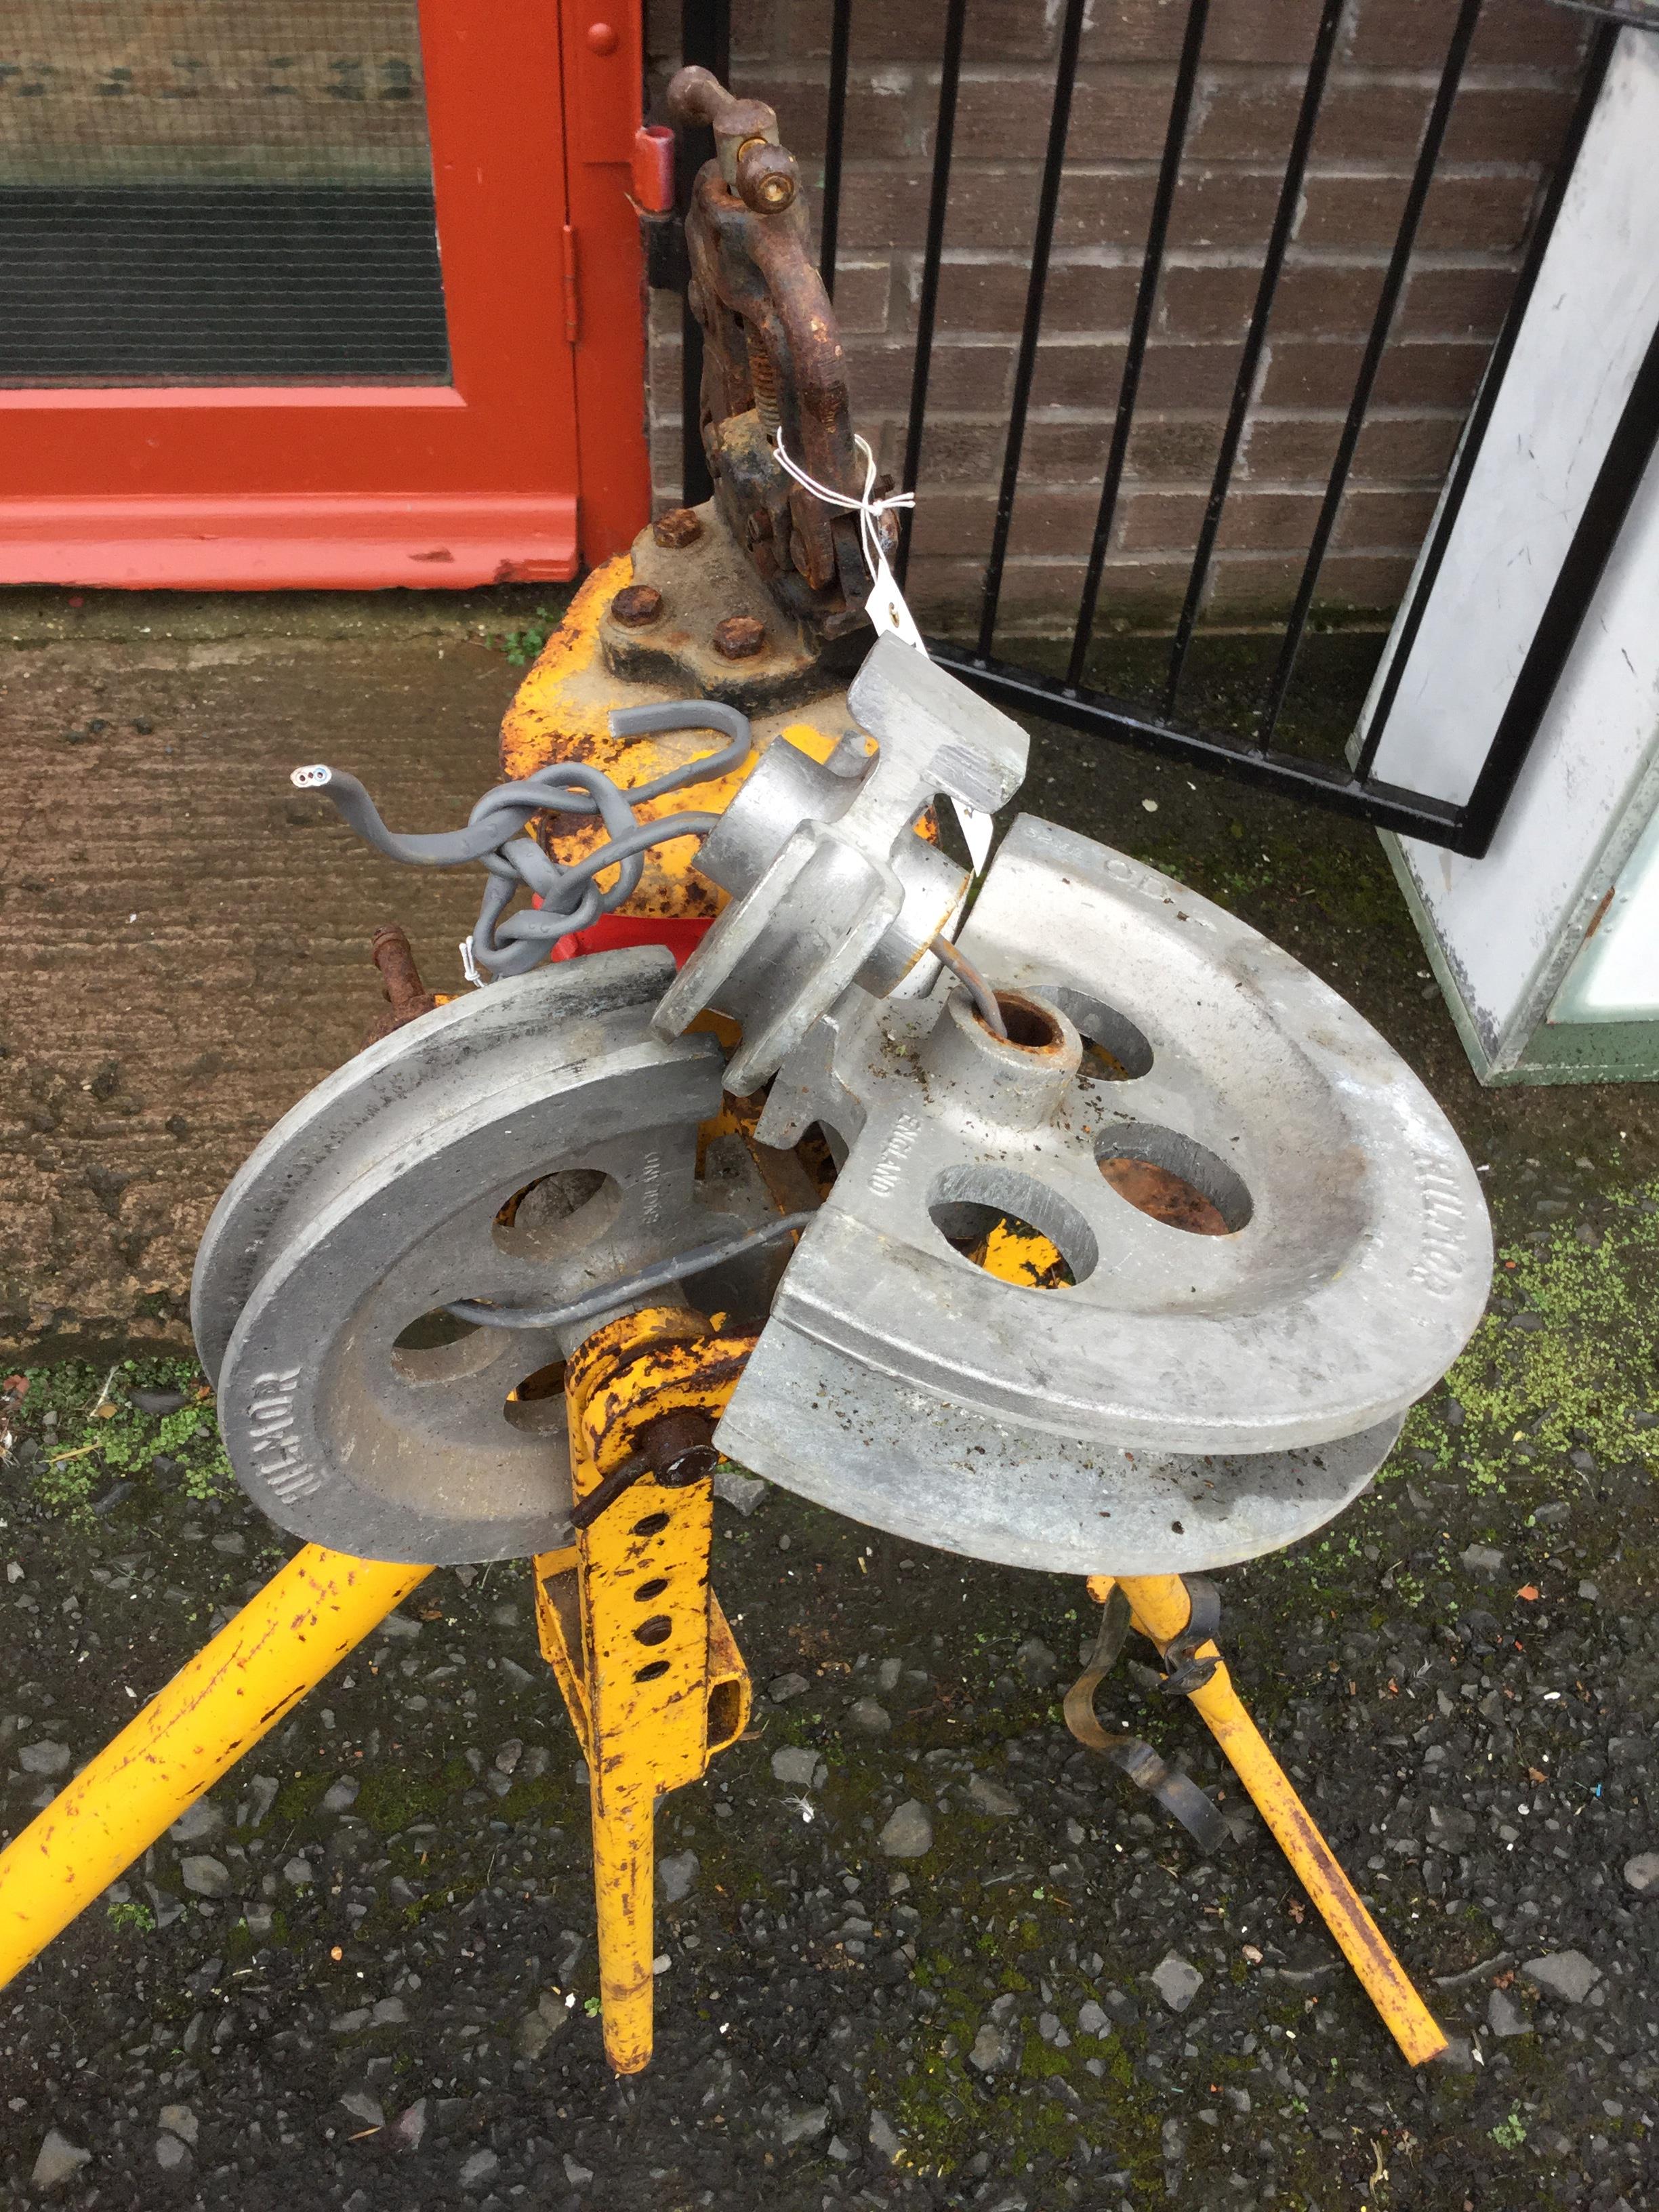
xmin=0 ymin=70 xmax=1490 ymax=2078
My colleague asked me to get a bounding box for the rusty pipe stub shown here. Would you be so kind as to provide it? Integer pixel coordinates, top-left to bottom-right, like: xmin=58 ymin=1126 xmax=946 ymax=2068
xmin=364 ymin=924 xmax=438 ymax=1044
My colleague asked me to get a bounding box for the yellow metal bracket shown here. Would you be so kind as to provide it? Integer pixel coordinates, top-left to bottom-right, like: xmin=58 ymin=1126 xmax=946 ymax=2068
xmin=533 ymin=1305 xmax=755 ymax=2074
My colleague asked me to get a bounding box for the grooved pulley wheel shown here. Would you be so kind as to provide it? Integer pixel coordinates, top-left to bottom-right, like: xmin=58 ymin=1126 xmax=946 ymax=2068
xmin=192 ymin=951 xmax=730 ymax=1564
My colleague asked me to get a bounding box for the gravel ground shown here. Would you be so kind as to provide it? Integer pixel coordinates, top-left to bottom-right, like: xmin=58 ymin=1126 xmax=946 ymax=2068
xmin=1 ymin=599 xmax=1658 ymax=2211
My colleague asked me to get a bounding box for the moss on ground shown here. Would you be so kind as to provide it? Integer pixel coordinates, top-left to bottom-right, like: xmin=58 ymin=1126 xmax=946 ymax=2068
xmin=888 ymin=1942 xmax=1165 ymax=2188
xmin=1404 ymin=1179 xmax=1659 ymax=1491
xmin=7 ymin=1355 xmax=234 ymax=1523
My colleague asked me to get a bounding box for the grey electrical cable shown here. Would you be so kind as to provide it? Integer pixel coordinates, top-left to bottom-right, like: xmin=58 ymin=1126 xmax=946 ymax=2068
xmin=445 ymin=1209 xmax=817 ymax=1332
xmin=292 ymin=698 xmax=752 ymax=977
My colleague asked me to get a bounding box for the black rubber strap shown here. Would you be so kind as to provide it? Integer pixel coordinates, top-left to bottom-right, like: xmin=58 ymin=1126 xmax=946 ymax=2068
xmin=1063 ymin=1584 xmax=1229 ymax=1855
xmin=1159 ymin=1574 xmax=1223 ymax=1696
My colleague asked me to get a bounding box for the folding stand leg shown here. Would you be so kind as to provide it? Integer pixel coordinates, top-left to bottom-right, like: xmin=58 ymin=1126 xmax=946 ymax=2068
xmin=0 ymin=1547 xmax=428 ymax=1992
xmin=1097 ymin=1574 xmax=1447 ymax=2067
xmin=533 ymin=1308 xmax=752 ymax=2074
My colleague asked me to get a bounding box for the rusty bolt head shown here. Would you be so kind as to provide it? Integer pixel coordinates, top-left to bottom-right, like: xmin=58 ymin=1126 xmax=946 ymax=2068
xmin=712 ymin=615 xmax=767 ymax=660
xmin=612 ymin=583 xmax=664 ymax=628
xmin=652 ymin=507 xmax=703 ymax=550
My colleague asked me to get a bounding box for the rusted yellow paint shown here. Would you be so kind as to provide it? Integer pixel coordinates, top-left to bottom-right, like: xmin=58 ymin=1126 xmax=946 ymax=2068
xmin=498 ymin=556 xmax=634 ymax=779
xmin=1089 ymin=1572 xmax=1448 ymax=2067
xmin=777 ymin=719 xmax=838 ymax=764
xmin=973 ymin=1217 xmax=1071 ymax=1287
xmin=498 ymin=564 xmax=845 ymax=920
xmin=533 ymin=1306 xmax=753 ymax=2074
xmin=495 ymin=566 xmax=940 ymax=922
xmin=0 ymin=1547 xmax=428 ymax=1992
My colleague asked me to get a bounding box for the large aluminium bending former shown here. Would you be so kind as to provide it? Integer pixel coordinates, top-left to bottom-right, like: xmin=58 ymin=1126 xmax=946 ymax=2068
xmin=718 ymin=812 xmax=1490 ymax=1576
xmin=194 ymin=676 xmax=1488 ymax=1579
xmin=194 ymin=951 xmax=733 ymax=1565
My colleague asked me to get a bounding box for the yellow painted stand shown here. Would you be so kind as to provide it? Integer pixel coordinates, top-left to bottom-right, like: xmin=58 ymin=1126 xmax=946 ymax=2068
xmin=0 ymin=1316 xmax=1441 ymax=2080
xmin=1094 ymin=1573 xmax=1446 ymax=2067
xmin=534 ymin=1305 xmax=753 ymax=2074
xmin=0 ymin=1546 xmax=427 ymax=1990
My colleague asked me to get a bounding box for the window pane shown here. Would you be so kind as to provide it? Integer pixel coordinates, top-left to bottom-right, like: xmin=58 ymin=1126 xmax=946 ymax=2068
xmin=0 ymin=1 xmax=449 ymax=384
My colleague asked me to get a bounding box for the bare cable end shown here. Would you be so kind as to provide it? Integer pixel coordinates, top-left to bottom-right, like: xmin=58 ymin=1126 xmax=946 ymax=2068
xmin=291 ymin=764 xmax=333 ymax=790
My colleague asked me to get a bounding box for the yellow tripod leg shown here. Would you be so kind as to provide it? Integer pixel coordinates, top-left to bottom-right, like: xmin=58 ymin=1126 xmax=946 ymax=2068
xmin=535 ymin=1308 xmax=753 ymax=2074
xmin=0 ymin=1544 xmax=428 ymax=1991
xmin=1100 ymin=1574 xmax=1446 ymax=2067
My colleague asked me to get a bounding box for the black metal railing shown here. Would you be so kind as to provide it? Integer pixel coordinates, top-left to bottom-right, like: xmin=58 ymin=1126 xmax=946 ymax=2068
xmin=676 ymin=0 xmax=1622 ymax=855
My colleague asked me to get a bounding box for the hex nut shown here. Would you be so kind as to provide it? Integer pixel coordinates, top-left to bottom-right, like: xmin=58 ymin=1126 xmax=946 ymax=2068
xmin=713 ymin=615 xmax=767 ymax=660
xmin=612 ymin=584 xmax=665 ymax=629
xmin=652 ymin=508 xmax=703 ymax=550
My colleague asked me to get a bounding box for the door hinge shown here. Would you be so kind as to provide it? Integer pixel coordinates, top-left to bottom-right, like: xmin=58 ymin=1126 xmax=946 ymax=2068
xmin=563 ymin=224 xmax=580 ymax=346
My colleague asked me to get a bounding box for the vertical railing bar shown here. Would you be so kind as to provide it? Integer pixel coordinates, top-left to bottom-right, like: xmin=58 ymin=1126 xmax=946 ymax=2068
xmin=1353 ymin=17 xmax=1618 ymax=786
xmin=678 ymin=0 xmax=731 ymax=507
xmin=1255 ymin=0 xmax=1483 ymax=749
xmin=1160 ymin=0 xmax=1346 ymax=720
xmin=975 ymin=0 xmax=1090 ymax=661
xmin=1065 ymin=0 xmax=1210 ymax=693
xmin=819 ymin=0 xmax=853 ymax=300
xmin=896 ymin=0 xmax=968 ymax=588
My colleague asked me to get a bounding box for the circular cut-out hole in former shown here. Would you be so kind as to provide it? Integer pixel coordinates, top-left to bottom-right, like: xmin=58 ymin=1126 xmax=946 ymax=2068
xmin=632 ymin=1511 xmax=670 ymax=1538
xmin=493 ymin=1168 xmax=620 ymax=1261
xmin=504 ymin=1359 xmax=567 ymax=1435
xmin=1095 ymin=1124 xmax=1251 ymax=1236
xmin=635 ymin=1659 xmax=671 ymax=1683
xmin=928 ymin=1164 xmax=1098 ymax=1289
xmin=634 ymin=1614 xmax=673 ymax=1647
xmin=391 ymin=1310 xmax=496 ymax=1385
xmin=1046 ymin=987 xmax=1153 ymax=1081
xmin=634 ymin=1577 xmax=669 ymax=1603
xmin=977 ymin=991 xmax=1064 ymax=1052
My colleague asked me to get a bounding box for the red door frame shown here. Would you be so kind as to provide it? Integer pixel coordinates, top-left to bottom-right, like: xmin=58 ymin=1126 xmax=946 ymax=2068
xmin=0 ymin=0 xmax=650 ymax=588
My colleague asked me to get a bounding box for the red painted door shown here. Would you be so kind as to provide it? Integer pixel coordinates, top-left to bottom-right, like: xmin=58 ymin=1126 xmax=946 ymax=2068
xmin=0 ymin=0 xmax=649 ymax=587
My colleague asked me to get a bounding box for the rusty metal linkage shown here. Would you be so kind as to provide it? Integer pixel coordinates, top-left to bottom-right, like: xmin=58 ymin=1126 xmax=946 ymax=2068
xmin=667 ymin=66 xmax=888 ymax=654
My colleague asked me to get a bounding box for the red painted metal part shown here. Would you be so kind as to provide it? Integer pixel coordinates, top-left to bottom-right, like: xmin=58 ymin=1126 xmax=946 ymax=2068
xmin=632 ymin=126 xmax=678 ymax=214
xmin=549 ymin=914 xmax=714 ymax=968
xmin=0 ymin=0 xmax=650 ymax=589
xmin=559 ymin=0 xmax=655 ymax=569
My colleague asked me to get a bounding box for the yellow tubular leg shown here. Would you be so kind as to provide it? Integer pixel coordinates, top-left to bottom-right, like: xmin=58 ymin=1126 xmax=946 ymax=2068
xmin=535 ymin=1307 xmax=753 ymax=2074
xmin=1096 ymin=1574 xmax=1446 ymax=2066
xmin=0 ymin=1545 xmax=428 ymax=1992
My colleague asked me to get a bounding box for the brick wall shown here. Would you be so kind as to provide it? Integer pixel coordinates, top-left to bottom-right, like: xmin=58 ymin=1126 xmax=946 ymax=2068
xmin=644 ymin=0 xmax=1591 ymax=635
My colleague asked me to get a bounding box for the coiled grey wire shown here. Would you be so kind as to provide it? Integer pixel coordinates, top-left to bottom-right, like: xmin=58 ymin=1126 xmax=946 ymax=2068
xmin=291 ymin=699 xmax=753 ymax=977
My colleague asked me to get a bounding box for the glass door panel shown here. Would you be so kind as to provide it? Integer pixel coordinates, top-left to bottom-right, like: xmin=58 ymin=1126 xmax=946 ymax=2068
xmin=1 ymin=3 xmax=449 ymax=384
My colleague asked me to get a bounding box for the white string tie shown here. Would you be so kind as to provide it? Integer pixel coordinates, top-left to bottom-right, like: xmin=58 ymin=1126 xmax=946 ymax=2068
xmin=771 ymin=431 xmax=924 ymax=653
xmin=771 ymin=431 xmax=991 ymax=875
